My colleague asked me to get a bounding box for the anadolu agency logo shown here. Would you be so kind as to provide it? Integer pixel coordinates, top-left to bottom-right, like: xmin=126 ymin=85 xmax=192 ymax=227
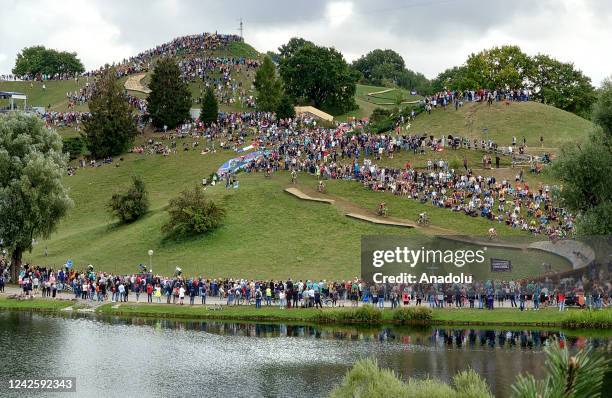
xmin=361 ymin=236 xmax=489 ymax=284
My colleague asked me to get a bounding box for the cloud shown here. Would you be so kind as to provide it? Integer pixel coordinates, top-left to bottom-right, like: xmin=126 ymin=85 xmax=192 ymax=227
xmin=0 ymin=0 xmax=609 ymax=85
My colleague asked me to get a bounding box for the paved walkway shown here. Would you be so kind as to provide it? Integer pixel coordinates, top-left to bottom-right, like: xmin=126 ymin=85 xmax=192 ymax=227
xmin=0 ymin=287 xmax=540 ymax=309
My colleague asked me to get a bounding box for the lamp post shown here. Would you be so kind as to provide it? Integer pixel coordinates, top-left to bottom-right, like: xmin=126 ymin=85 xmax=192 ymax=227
xmin=148 ymin=249 xmax=154 ymax=273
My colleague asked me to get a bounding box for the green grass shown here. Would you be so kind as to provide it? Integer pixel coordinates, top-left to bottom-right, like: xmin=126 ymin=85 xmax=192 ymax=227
xmin=338 ymin=84 xmax=423 ymax=121
xmin=24 ymin=148 xmax=421 ymax=279
xmin=96 ymin=303 xmax=611 ymax=329
xmin=407 ymin=100 xmax=593 ymax=149
xmin=2 ymin=297 xmax=608 ymax=329
xmin=0 ymin=296 xmax=74 ymax=311
xmin=21 ymin=131 xmax=571 ymax=279
xmin=0 ymin=79 xmax=91 ymax=111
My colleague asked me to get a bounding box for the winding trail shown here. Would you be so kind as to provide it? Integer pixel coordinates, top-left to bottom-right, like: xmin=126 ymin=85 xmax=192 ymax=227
xmin=284 ymin=186 xmax=595 ymax=270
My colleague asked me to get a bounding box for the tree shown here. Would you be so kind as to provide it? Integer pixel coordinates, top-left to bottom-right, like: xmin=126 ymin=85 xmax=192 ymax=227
xmin=529 ymin=54 xmax=596 ymax=118
xmin=253 ymin=55 xmax=282 ymax=112
xmin=276 ymin=93 xmax=295 ymax=120
xmin=108 ymin=176 xmax=149 ymax=224
xmin=0 ymin=113 xmax=73 ymax=281
xmin=465 ymin=45 xmax=532 ymax=89
xmin=352 ymin=49 xmax=405 ymax=86
xmin=147 ymin=58 xmax=192 ymax=130
xmin=12 ymin=45 xmax=84 ymax=78
xmin=83 ymin=67 xmax=137 ymax=158
xmin=199 ymin=87 xmax=218 ymax=126
xmin=162 ymin=186 xmax=225 ymax=238
xmin=279 ymin=41 xmax=358 ymax=114
xmin=552 ymin=81 xmax=612 ymax=235
xmin=591 ymin=76 xmax=612 ymax=135
xmin=278 ymin=37 xmax=313 ymax=60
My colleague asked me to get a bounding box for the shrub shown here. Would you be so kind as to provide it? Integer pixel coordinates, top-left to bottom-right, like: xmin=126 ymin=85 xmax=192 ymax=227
xmin=314 ymin=305 xmax=382 ymax=324
xmin=62 ymin=136 xmax=85 ymax=160
xmin=107 ymin=176 xmax=149 ymax=224
xmin=329 ymin=359 xmax=492 ymax=398
xmin=162 ymin=185 xmax=225 ymax=238
xmin=392 ymin=306 xmax=433 ymax=323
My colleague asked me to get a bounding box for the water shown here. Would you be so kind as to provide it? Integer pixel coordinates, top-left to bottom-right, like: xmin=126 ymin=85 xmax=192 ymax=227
xmin=0 ymin=312 xmax=609 ymax=398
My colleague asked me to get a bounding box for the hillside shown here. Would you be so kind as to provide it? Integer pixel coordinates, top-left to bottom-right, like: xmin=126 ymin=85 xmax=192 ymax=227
xmin=407 ymin=100 xmax=593 ymax=149
xmin=23 ymin=141 xmax=571 ymax=279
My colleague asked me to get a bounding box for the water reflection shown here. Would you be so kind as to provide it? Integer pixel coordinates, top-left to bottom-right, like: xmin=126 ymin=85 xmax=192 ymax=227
xmin=103 ymin=315 xmax=611 ymax=352
xmin=0 ymin=312 xmax=609 ymax=398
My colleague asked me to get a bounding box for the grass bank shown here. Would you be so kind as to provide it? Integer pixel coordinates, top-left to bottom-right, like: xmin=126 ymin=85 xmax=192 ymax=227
xmin=1 ymin=298 xmax=610 ymax=329
xmin=96 ymin=302 xmax=611 ymax=329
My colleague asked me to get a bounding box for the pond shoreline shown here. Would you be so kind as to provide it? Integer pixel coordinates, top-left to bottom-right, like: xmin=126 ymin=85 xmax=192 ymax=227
xmin=1 ymin=297 xmax=610 ymax=329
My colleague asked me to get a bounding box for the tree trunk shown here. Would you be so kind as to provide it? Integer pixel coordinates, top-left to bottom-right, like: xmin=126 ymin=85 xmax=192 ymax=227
xmin=10 ymin=247 xmax=22 ymax=283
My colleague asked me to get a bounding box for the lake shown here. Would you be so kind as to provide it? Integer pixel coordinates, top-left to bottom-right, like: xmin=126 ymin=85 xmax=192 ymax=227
xmin=0 ymin=312 xmax=609 ymax=397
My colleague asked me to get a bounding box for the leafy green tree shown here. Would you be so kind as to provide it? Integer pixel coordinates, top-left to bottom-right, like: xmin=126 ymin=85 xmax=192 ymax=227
xmin=83 ymin=67 xmax=137 ymax=158
xmin=431 ymin=65 xmax=471 ymax=92
xmin=352 ymin=49 xmax=405 ymax=86
xmin=278 ymin=37 xmax=314 ymax=60
xmin=162 ymin=186 xmax=225 ymax=238
xmin=199 ymin=86 xmax=218 ymax=125
xmin=592 ymin=76 xmax=612 ymax=135
xmin=465 ymin=45 xmax=532 ymax=89
xmin=254 ymin=55 xmax=283 ymax=112
xmin=62 ymin=136 xmax=85 ymax=160
xmin=529 ymin=54 xmax=596 ymax=118
xmin=147 ymin=58 xmax=192 ymax=129
xmin=12 ymin=45 xmax=84 ymax=78
xmin=108 ymin=176 xmax=149 ymax=224
xmin=552 ymin=81 xmax=612 ymax=235
xmin=275 ymin=93 xmax=295 ymax=120
xmin=0 ymin=113 xmax=73 ymax=281
xmin=279 ymin=41 xmax=357 ymax=114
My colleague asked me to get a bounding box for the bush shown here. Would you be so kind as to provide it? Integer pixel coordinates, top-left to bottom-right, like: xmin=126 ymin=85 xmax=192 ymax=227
xmin=392 ymin=307 xmax=433 ymax=323
xmin=62 ymin=136 xmax=85 ymax=160
xmin=107 ymin=176 xmax=149 ymax=224
xmin=329 ymin=359 xmax=492 ymax=398
xmin=162 ymin=186 xmax=225 ymax=238
xmin=314 ymin=305 xmax=382 ymax=324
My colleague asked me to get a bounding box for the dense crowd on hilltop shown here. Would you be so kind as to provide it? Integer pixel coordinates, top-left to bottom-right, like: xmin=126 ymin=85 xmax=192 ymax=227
xmin=3 ymin=261 xmax=609 ymax=311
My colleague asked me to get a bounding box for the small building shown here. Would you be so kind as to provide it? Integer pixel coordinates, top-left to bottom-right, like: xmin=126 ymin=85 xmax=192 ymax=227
xmin=0 ymin=91 xmax=27 ymax=111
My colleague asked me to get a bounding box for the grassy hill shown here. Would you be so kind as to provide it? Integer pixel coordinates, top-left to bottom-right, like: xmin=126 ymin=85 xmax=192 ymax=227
xmin=337 ymin=84 xmax=423 ymax=120
xmin=407 ymin=100 xmax=593 ymax=149
xmin=22 ymin=134 xmax=571 ymax=279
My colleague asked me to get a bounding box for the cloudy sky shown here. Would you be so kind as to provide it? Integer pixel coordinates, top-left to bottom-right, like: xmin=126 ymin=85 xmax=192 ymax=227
xmin=1 ymin=0 xmax=610 ymax=84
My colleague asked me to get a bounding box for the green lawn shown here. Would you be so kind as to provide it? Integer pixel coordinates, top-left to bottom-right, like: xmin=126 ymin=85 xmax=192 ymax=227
xmin=22 ymin=138 xmax=571 ymax=279
xmin=338 ymin=84 xmax=423 ymax=120
xmin=0 ymin=296 xmax=74 ymax=311
xmin=0 ymin=79 xmax=91 ymax=111
xmin=96 ymin=303 xmax=611 ymax=329
xmin=408 ymin=100 xmax=593 ymax=149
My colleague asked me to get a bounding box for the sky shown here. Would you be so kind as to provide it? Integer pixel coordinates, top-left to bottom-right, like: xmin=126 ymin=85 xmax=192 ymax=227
xmin=1 ymin=0 xmax=610 ymax=85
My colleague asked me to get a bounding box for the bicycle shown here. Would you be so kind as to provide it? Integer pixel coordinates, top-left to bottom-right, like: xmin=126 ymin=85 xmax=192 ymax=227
xmin=417 ymin=214 xmax=430 ymax=226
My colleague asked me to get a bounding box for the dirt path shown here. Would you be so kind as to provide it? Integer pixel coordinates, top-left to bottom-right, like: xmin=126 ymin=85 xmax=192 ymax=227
xmin=286 ymin=185 xmax=594 ymax=270
xmin=124 ymin=73 xmax=151 ymax=94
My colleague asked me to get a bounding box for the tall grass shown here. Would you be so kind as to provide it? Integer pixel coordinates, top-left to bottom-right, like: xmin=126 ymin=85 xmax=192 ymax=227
xmin=561 ymin=309 xmax=612 ymax=329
